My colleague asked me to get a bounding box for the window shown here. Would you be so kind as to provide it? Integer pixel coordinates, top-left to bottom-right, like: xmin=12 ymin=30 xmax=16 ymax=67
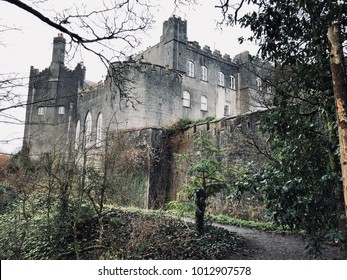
xmin=85 ymin=111 xmax=92 ymax=146
xmin=224 ymin=102 xmax=231 ymax=116
xmin=218 ymin=72 xmax=225 ymax=86
xmin=230 ymin=75 xmax=236 ymax=90
xmin=75 ymin=120 xmax=80 ymax=150
xmin=201 ymin=66 xmax=208 ymax=81
xmin=267 ymin=85 xmax=272 ymax=93
xmin=256 ymin=77 xmax=262 ymax=90
xmin=182 ymin=91 xmax=191 ymax=108
xmin=96 ymin=113 xmax=103 ymax=147
xmin=38 ymin=107 xmax=45 ymax=115
xmin=58 ymin=106 xmax=65 ymax=115
xmin=187 ymin=60 xmax=195 ymax=77
xmin=201 ymin=95 xmax=208 ymax=111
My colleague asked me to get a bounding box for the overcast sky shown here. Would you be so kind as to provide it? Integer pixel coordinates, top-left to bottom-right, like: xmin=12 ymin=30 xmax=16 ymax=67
xmin=0 ymin=0 xmax=258 ymax=154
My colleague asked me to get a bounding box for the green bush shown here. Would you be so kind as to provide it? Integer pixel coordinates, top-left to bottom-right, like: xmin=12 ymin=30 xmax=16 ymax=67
xmin=0 ymin=184 xmax=17 ymax=214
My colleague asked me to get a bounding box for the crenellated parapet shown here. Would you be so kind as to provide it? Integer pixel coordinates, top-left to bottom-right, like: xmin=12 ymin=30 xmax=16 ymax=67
xmin=187 ymin=42 xmax=235 ymax=66
xmin=110 ymin=61 xmax=183 ymax=81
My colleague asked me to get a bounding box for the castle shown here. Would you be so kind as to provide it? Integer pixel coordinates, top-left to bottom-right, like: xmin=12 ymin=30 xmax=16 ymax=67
xmin=23 ymin=16 xmax=269 ymax=160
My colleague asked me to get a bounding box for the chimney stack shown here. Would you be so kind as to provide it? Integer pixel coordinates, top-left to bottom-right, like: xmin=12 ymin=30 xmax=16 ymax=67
xmin=51 ymin=33 xmax=66 ymax=65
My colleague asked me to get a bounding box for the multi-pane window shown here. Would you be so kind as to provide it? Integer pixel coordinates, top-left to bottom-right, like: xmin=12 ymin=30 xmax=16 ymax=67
xmin=85 ymin=111 xmax=92 ymax=146
xmin=38 ymin=107 xmax=45 ymax=115
xmin=201 ymin=66 xmax=208 ymax=81
xmin=201 ymin=95 xmax=208 ymax=111
xmin=182 ymin=91 xmax=191 ymax=108
xmin=230 ymin=75 xmax=236 ymax=90
xmin=96 ymin=113 xmax=103 ymax=147
xmin=218 ymin=72 xmax=225 ymax=86
xmin=187 ymin=60 xmax=195 ymax=77
xmin=58 ymin=106 xmax=65 ymax=115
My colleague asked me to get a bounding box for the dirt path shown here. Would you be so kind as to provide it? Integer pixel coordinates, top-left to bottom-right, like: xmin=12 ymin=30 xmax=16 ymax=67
xmin=177 ymin=216 xmax=340 ymax=259
xmin=215 ymin=223 xmax=340 ymax=260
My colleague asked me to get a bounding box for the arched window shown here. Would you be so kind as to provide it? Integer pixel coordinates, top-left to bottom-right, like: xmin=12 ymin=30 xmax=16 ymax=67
xmin=201 ymin=66 xmax=208 ymax=81
xmin=201 ymin=95 xmax=208 ymax=111
xmin=85 ymin=111 xmax=92 ymax=146
xmin=75 ymin=120 xmax=80 ymax=150
xmin=182 ymin=91 xmax=191 ymax=108
xmin=256 ymin=77 xmax=262 ymax=90
xmin=230 ymin=75 xmax=236 ymax=90
xmin=218 ymin=72 xmax=225 ymax=86
xmin=96 ymin=113 xmax=103 ymax=147
xmin=187 ymin=60 xmax=195 ymax=77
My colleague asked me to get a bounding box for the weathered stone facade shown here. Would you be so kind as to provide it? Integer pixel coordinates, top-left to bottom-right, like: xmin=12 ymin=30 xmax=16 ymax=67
xmin=23 ymin=33 xmax=85 ymax=158
xmin=23 ymin=17 xmax=270 ymax=208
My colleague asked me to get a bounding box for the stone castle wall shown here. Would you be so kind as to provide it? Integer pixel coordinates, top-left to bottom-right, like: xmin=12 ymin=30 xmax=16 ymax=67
xmin=23 ymin=17 xmax=272 ymax=212
xmin=166 ymin=112 xmax=268 ymax=203
xmin=92 ymin=111 xmax=268 ymax=210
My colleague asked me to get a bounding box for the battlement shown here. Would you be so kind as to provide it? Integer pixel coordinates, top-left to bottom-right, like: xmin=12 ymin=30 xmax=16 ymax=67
xmin=79 ymin=61 xmax=182 ymax=99
xmin=30 ymin=64 xmax=76 ymax=79
xmin=187 ymin=42 xmax=235 ymax=65
xmin=162 ymin=15 xmax=187 ymax=43
xmin=165 ymin=15 xmax=187 ymax=25
xmin=111 ymin=61 xmax=183 ymax=79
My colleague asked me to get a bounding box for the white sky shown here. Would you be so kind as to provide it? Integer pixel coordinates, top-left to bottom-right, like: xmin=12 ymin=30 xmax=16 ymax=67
xmin=0 ymin=0 xmax=258 ymax=154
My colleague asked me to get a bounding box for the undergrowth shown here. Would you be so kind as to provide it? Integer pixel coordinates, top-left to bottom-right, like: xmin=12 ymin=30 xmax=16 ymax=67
xmin=0 ymin=203 xmax=243 ymax=260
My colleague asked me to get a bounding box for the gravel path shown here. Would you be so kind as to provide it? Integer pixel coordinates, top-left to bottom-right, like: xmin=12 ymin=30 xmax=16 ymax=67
xmin=215 ymin=223 xmax=340 ymax=260
xmin=177 ymin=216 xmax=340 ymax=259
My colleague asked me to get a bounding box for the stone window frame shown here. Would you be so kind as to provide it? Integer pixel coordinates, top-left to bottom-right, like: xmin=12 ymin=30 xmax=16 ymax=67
xmin=187 ymin=60 xmax=195 ymax=77
xmin=182 ymin=91 xmax=191 ymax=108
xmin=201 ymin=65 xmax=208 ymax=81
xmin=218 ymin=71 xmax=225 ymax=86
xmin=224 ymin=101 xmax=231 ymax=116
xmin=230 ymin=75 xmax=236 ymax=90
xmin=58 ymin=106 xmax=65 ymax=115
xmin=85 ymin=111 xmax=92 ymax=146
xmin=256 ymin=77 xmax=262 ymax=90
xmin=96 ymin=113 xmax=103 ymax=147
xmin=38 ymin=107 xmax=45 ymax=115
xmin=201 ymin=95 xmax=208 ymax=111
xmin=267 ymin=85 xmax=272 ymax=93
xmin=75 ymin=120 xmax=80 ymax=150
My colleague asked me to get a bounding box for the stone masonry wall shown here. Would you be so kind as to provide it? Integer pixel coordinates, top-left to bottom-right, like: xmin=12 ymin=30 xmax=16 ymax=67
xmin=166 ymin=111 xmax=269 ymax=218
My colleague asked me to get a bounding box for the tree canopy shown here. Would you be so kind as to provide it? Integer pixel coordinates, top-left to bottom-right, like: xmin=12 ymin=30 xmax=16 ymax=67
xmin=217 ymin=0 xmax=347 ymax=258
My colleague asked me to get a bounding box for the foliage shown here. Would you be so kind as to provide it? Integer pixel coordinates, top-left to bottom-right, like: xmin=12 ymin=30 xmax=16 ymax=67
xmin=212 ymin=214 xmax=283 ymax=232
xmin=224 ymin=0 xmax=347 ymax=257
xmin=0 ymin=184 xmax=17 ymax=213
xmin=227 ymin=108 xmax=341 ymax=258
xmin=166 ymin=118 xmax=193 ymax=135
xmin=166 ymin=200 xmax=196 ymax=217
xmin=0 ymin=203 xmax=243 ymax=259
xmin=194 ymin=116 xmax=216 ymax=124
xmin=0 ymin=188 xmax=105 ymax=259
xmin=172 ymin=133 xmax=228 ymax=234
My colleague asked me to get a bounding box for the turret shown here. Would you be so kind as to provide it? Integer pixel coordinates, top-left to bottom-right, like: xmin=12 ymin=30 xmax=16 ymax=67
xmin=51 ymin=33 xmax=66 ymax=65
xmin=161 ymin=16 xmax=187 ymax=43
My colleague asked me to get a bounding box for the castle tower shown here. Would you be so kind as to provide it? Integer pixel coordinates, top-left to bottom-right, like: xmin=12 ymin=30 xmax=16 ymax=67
xmin=23 ymin=34 xmax=84 ymax=160
xmin=51 ymin=33 xmax=65 ymax=65
xmin=50 ymin=33 xmax=66 ymax=79
xmin=161 ymin=16 xmax=187 ymax=70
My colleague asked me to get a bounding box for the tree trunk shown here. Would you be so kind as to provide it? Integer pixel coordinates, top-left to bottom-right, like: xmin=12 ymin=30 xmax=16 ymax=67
xmin=328 ymin=24 xmax=347 ymax=259
xmin=328 ymin=24 xmax=347 ymax=218
xmin=195 ymin=187 xmax=206 ymax=235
